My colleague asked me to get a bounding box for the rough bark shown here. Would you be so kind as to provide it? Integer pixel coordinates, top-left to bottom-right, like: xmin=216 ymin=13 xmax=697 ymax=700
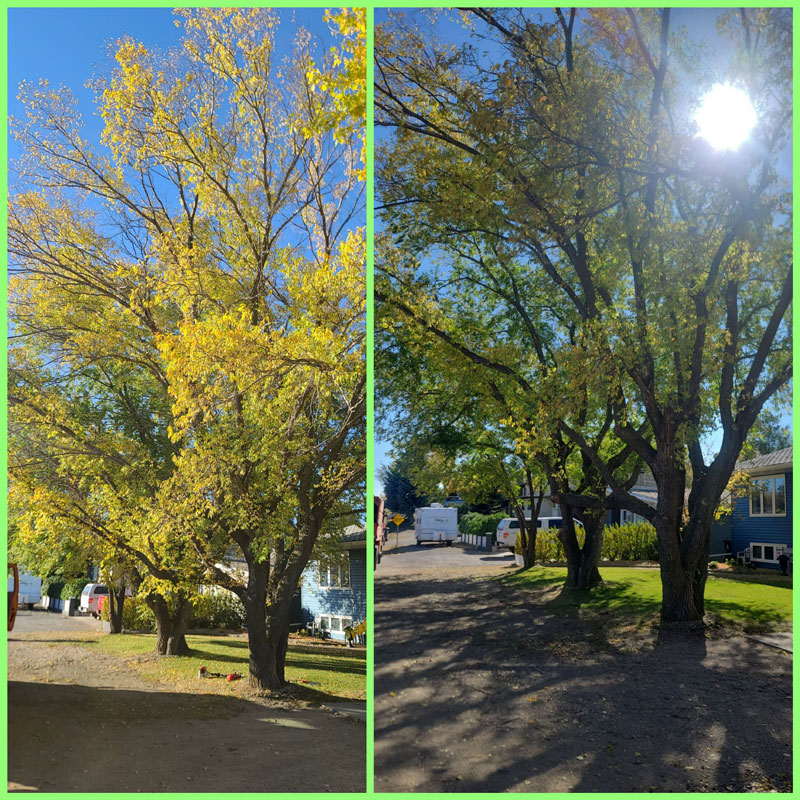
xmin=517 ymin=489 xmax=543 ymax=569
xmin=107 ymin=586 xmax=126 ymax=634
xmin=653 ymin=442 xmax=701 ymax=623
xmin=558 ymin=504 xmax=603 ymax=589
xmin=147 ymin=593 xmax=192 ymax=655
xmin=240 ymin=559 xmax=284 ymax=691
xmin=576 ymin=512 xmax=605 ymax=589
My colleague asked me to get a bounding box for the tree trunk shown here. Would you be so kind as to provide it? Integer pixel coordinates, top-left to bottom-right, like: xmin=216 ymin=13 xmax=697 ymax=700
xmin=518 ymin=490 xmax=543 ymax=568
xmin=241 ymin=559 xmax=283 ymax=691
xmin=266 ymin=611 xmax=291 ymax=686
xmin=147 ymin=593 xmax=192 ymax=655
xmin=654 ymin=445 xmax=703 ymax=623
xmin=108 ymin=586 xmax=125 ymax=634
xmin=576 ymin=514 xmax=604 ymax=588
xmin=559 ymin=503 xmax=604 ymax=589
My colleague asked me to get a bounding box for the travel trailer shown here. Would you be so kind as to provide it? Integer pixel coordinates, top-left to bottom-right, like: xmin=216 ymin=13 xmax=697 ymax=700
xmin=414 ymin=503 xmax=458 ymax=546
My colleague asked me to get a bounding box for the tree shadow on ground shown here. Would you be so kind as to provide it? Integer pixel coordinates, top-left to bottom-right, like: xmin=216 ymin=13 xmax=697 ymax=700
xmin=709 ymin=572 xmax=793 ymax=589
xmin=8 ymin=680 xmax=364 ymax=792
xmin=7 ymin=637 xmax=100 ymax=645
xmin=374 ymin=572 xmax=792 ymax=793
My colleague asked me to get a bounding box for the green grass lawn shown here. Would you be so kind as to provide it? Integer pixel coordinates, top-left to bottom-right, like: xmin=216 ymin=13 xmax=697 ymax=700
xmin=504 ymin=566 xmax=792 ymax=630
xmin=90 ymin=633 xmax=366 ymax=702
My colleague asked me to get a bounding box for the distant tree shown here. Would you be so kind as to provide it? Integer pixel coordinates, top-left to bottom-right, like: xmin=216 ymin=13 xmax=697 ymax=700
xmin=739 ymin=404 xmax=792 ymax=460
xmin=381 ymin=453 xmax=427 ymax=520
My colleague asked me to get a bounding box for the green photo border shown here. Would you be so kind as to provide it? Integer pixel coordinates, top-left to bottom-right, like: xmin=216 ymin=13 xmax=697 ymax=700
xmin=1 ymin=1 xmax=797 ymax=798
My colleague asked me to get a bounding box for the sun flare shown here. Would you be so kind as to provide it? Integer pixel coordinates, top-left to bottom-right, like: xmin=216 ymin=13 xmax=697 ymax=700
xmin=694 ymin=83 xmax=757 ymax=151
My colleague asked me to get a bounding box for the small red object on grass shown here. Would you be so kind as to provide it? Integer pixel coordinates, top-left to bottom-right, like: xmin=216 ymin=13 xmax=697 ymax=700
xmin=226 ymin=672 xmax=242 ymax=682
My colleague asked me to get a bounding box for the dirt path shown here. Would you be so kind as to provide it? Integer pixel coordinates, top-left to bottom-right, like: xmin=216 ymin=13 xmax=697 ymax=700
xmin=374 ymin=533 xmax=792 ymax=793
xmin=8 ymin=615 xmax=365 ymax=792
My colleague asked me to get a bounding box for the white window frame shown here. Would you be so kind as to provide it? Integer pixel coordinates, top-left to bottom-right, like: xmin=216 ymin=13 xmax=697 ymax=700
xmin=749 ymin=473 xmax=787 ymax=517
xmin=749 ymin=542 xmax=782 ymax=563
xmin=318 ymin=562 xmax=350 ymax=590
xmin=318 ymin=614 xmax=353 ymax=633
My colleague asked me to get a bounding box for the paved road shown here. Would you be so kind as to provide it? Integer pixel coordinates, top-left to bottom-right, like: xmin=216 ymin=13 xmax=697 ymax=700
xmin=374 ymin=531 xmax=793 ymax=793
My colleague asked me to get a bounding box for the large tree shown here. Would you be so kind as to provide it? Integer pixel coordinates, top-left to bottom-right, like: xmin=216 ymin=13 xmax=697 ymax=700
xmin=9 ymin=8 xmax=365 ymax=688
xmin=375 ymin=8 xmax=791 ymax=619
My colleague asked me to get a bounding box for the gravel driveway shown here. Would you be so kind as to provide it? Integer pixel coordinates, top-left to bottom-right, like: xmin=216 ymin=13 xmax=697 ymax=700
xmin=8 ymin=609 xmax=365 ymax=793
xmin=375 ymin=531 xmax=792 ymax=793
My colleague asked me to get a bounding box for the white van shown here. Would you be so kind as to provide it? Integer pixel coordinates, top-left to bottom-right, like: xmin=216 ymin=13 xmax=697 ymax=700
xmin=496 ymin=516 xmax=584 ymax=549
xmin=80 ymin=583 xmax=109 ymax=617
xmin=414 ymin=504 xmax=458 ymax=546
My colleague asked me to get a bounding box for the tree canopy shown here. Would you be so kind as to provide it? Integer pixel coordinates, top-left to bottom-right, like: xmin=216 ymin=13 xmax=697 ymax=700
xmin=9 ymin=7 xmax=365 ymax=684
xmin=375 ymin=8 xmax=791 ymax=618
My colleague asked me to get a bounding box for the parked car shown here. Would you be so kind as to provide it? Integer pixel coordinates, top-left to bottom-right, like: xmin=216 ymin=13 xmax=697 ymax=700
xmin=496 ymin=516 xmax=584 ymax=549
xmin=96 ymin=587 xmax=133 ymax=616
xmin=79 ymin=583 xmax=109 ymax=617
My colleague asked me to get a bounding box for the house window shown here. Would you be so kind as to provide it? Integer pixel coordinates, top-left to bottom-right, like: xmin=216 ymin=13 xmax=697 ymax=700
xmin=318 ymin=562 xmax=350 ymax=589
xmin=749 ymin=474 xmax=786 ymax=516
xmin=621 ymin=510 xmax=645 ymax=525
xmin=750 ymin=542 xmax=781 ymax=563
xmin=318 ymin=614 xmax=352 ymax=632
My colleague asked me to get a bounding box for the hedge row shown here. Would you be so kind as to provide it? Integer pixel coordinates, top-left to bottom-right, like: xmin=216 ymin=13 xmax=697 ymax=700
xmin=104 ymin=591 xmax=246 ymax=631
xmin=516 ymin=521 xmax=658 ymax=562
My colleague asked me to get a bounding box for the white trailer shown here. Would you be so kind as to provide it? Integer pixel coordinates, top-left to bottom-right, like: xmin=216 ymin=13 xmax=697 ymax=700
xmin=7 ymin=572 xmax=42 ymax=610
xmin=414 ymin=503 xmax=458 ymax=546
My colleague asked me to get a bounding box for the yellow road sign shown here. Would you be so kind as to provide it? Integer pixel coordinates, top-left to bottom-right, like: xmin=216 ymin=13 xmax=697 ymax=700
xmin=391 ymin=514 xmax=405 ymax=527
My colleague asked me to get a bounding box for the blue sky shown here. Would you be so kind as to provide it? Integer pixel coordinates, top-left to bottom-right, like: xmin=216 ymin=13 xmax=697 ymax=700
xmin=8 ymin=7 xmax=342 ymax=165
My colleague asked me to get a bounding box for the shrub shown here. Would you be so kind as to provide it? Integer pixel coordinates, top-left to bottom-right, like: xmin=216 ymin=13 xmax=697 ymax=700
xmin=460 ymin=511 xmax=509 ymax=537
xmin=709 ymin=561 xmax=718 ymax=570
xmin=513 ymin=520 xmax=657 ymax=563
xmin=41 ymin=578 xmax=65 ymax=599
xmin=60 ymin=578 xmax=90 ymax=600
xmin=535 ymin=529 xmax=565 ymax=561
xmin=601 ymin=522 xmax=658 ymax=561
xmin=190 ymin=592 xmax=246 ymax=630
xmin=100 ymin=591 xmax=246 ymax=632
xmin=120 ymin=594 xmax=156 ymax=631
xmin=513 ymin=525 xmax=570 ymax=560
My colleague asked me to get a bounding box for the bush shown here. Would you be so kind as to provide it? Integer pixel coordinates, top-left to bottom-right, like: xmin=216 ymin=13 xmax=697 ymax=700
xmin=709 ymin=561 xmax=718 ymax=570
xmin=99 ymin=591 xmax=246 ymax=632
xmin=601 ymin=522 xmax=658 ymax=561
xmin=120 ymin=594 xmax=156 ymax=631
xmin=41 ymin=578 xmax=65 ymax=599
xmin=190 ymin=592 xmax=246 ymax=630
xmin=513 ymin=520 xmax=657 ymax=563
xmin=460 ymin=511 xmax=509 ymax=537
xmin=60 ymin=578 xmax=90 ymax=600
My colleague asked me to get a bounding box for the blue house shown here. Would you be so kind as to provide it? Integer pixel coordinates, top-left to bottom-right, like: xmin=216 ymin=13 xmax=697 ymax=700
xmin=730 ymin=446 xmax=793 ymax=569
xmin=300 ymin=526 xmax=367 ymax=641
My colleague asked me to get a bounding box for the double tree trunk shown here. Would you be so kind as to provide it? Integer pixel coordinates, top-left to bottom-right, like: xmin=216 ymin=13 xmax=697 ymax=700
xmin=242 ymin=559 xmax=279 ymax=691
xmin=147 ymin=593 xmax=192 ymax=655
xmin=653 ymin=446 xmax=706 ymax=623
xmin=240 ymin=559 xmax=293 ymax=692
xmin=560 ymin=506 xmax=604 ymax=589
